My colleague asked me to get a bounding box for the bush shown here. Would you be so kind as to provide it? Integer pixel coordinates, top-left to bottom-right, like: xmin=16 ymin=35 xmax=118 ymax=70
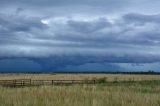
xmin=96 ymin=77 xmax=106 ymax=84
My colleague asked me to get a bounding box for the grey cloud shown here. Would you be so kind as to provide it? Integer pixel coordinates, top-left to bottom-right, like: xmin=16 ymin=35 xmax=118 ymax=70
xmin=52 ymin=14 xmax=160 ymax=47
xmin=1 ymin=0 xmax=160 ymax=67
xmin=0 ymin=0 xmax=159 ymax=17
xmin=0 ymin=13 xmax=48 ymax=46
xmin=0 ymin=0 xmax=129 ymax=7
xmin=67 ymin=18 xmax=110 ymax=33
xmin=1 ymin=13 xmax=160 ymax=60
xmin=0 ymin=0 xmax=131 ymax=17
xmin=0 ymin=13 xmax=47 ymax=33
xmin=123 ymin=13 xmax=160 ymax=25
xmin=1 ymin=13 xmax=160 ymax=43
xmin=1 ymin=0 xmax=160 ymax=71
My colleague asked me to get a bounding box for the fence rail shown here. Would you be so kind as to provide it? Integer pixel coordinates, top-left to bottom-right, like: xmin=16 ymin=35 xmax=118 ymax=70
xmin=0 ymin=79 xmax=96 ymax=87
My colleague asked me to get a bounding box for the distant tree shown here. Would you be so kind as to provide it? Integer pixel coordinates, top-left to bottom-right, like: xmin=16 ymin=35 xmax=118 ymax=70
xmin=148 ymin=70 xmax=155 ymax=73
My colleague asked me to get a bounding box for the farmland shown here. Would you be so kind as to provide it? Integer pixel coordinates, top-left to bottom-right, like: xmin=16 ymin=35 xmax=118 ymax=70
xmin=0 ymin=74 xmax=160 ymax=106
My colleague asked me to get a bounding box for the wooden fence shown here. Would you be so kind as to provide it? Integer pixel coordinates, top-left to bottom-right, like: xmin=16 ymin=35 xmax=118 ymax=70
xmin=0 ymin=79 xmax=96 ymax=87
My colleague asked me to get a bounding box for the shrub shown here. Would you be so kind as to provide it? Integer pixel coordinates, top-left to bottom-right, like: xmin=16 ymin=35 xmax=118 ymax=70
xmin=96 ymin=77 xmax=106 ymax=84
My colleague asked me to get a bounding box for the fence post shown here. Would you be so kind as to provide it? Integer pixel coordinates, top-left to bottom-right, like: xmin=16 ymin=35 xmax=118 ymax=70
xmin=52 ymin=80 xmax=54 ymax=85
xmin=22 ymin=80 xmax=24 ymax=86
xmin=30 ymin=79 xmax=31 ymax=86
xmin=14 ymin=80 xmax=16 ymax=87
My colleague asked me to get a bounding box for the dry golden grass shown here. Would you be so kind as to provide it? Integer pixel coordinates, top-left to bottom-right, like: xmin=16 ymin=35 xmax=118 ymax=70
xmin=0 ymin=74 xmax=160 ymax=106
xmin=0 ymin=73 xmax=159 ymax=81
xmin=0 ymin=84 xmax=160 ymax=106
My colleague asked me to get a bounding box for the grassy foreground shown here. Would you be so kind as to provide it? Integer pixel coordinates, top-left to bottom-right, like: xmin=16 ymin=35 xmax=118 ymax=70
xmin=0 ymin=74 xmax=160 ymax=106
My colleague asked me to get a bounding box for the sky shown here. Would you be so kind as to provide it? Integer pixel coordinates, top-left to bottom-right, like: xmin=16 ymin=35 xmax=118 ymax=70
xmin=0 ymin=0 xmax=160 ymax=72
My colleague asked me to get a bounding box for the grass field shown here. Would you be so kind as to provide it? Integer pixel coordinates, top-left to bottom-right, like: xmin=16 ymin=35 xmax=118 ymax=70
xmin=0 ymin=74 xmax=160 ymax=106
xmin=0 ymin=73 xmax=160 ymax=81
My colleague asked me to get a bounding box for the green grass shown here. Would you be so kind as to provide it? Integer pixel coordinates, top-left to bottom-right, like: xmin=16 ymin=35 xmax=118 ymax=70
xmin=0 ymin=80 xmax=160 ymax=106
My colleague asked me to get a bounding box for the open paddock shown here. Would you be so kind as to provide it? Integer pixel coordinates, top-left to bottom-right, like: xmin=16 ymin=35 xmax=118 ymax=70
xmin=0 ymin=73 xmax=160 ymax=106
xmin=0 ymin=73 xmax=160 ymax=81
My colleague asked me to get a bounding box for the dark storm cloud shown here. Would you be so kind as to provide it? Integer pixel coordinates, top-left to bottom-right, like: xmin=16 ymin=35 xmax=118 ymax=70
xmin=1 ymin=0 xmax=160 ymax=71
xmin=0 ymin=58 xmax=42 ymax=72
xmin=1 ymin=13 xmax=160 ymax=59
xmin=1 ymin=53 xmax=159 ymax=71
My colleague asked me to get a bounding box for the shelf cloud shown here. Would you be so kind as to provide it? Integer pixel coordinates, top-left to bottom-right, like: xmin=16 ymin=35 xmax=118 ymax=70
xmin=0 ymin=0 xmax=160 ymax=71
